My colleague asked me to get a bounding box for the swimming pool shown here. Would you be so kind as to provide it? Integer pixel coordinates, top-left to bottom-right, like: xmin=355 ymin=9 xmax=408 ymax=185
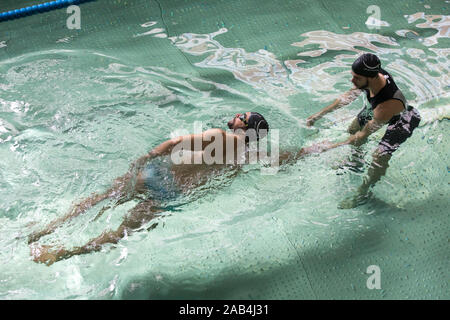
xmin=0 ymin=0 xmax=448 ymax=299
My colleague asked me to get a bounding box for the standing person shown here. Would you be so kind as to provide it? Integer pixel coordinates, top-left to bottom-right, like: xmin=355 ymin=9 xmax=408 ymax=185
xmin=306 ymin=53 xmax=421 ymax=208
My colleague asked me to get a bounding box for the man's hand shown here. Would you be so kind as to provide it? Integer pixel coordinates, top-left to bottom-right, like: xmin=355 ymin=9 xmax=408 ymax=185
xmin=306 ymin=114 xmax=320 ymax=127
xmin=31 ymin=244 xmax=67 ymax=266
xmin=300 ymin=140 xmax=335 ymax=155
xmin=306 ymin=89 xmax=362 ymax=127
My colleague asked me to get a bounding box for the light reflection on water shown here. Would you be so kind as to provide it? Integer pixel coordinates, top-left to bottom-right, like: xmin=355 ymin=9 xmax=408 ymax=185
xmin=171 ymin=28 xmax=298 ymax=99
xmin=170 ymin=13 xmax=448 ymax=108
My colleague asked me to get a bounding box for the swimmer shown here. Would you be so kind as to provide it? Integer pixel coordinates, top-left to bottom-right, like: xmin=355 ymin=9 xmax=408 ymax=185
xmin=29 ymin=112 xmax=327 ymax=265
xmin=306 ymin=53 xmax=421 ymax=209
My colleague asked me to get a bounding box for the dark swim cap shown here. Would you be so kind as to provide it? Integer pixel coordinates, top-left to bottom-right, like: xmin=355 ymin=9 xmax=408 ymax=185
xmin=246 ymin=112 xmax=269 ymax=141
xmin=352 ymin=53 xmax=381 ymax=77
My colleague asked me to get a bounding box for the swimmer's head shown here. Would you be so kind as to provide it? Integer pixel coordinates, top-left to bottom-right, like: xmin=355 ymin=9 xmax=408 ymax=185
xmin=352 ymin=53 xmax=381 ymax=77
xmin=227 ymin=112 xmax=269 ymax=141
xmin=351 ymin=53 xmax=381 ymax=89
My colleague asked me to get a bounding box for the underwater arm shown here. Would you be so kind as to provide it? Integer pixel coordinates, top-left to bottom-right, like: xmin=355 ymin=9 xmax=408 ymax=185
xmin=277 ymin=141 xmax=335 ymax=165
xmin=329 ymin=101 xmax=397 ymax=149
xmin=130 ymin=130 xmax=226 ymax=170
xmin=329 ymin=118 xmax=384 ymax=149
xmin=278 ymin=117 xmax=381 ymax=165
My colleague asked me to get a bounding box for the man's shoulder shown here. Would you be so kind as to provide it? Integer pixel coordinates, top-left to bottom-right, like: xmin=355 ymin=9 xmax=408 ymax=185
xmin=203 ymin=128 xmax=226 ymax=135
xmin=202 ymin=128 xmax=231 ymax=141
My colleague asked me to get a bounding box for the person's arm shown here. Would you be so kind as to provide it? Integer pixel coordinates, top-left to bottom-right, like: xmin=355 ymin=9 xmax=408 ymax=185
xmin=329 ymin=118 xmax=384 ymax=149
xmin=130 ymin=129 xmax=230 ymax=169
xmin=276 ymin=118 xmax=380 ymax=166
xmin=128 ymin=136 xmax=186 ymax=171
xmin=289 ymin=100 xmax=401 ymax=162
xmin=306 ymin=88 xmax=362 ymax=126
xmin=327 ymin=99 xmax=402 ymax=149
xmin=277 ymin=141 xmax=334 ymax=165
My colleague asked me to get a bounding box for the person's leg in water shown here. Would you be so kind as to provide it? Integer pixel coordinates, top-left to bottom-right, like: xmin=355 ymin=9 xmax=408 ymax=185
xmin=347 ymin=117 xmax=361 ymax=135
xmin=30 ymin=169 xmax=169 ymax=265
xmin=338 ymin=106 xmax=421 ymax=208
xmin=339 ymin=148 xmax=391 ymax=209
xmin=347 ymin=118 xmax=366 ymax=170
xmin=332 ymin=117 xmax=366 ymax=172
xmin=31 ymin=197 xmax=163 ymax=265
xmin=28 ymin=168 xmax=143 ymax=244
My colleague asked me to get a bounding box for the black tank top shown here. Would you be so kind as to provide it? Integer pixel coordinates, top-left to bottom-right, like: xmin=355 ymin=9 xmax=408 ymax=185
xmin=363 ymin=68 xmax=408 ymax=124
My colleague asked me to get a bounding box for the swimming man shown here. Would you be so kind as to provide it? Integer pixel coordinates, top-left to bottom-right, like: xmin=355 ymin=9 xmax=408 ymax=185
xmin=29 ymin=112 xmax=328 ymax=265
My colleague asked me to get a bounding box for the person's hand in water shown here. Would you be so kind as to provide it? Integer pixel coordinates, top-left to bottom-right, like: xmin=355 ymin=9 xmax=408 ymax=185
xmin=31 ymin=244 xmax=67 ymax=266
xmin=300 ymin=140 xmax=335 ymax=155
xmin=306 ymin=112 xmax=328 ymax=127
xmin=306 ymin=115 xmax=319 ymax=127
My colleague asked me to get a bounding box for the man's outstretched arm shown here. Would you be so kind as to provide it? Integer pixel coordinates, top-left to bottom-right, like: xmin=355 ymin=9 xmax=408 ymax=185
xmin=306 ymin=88 xmax=362 ymax=126
xmin=328 ymin=117 xmax=384 ymax=149
xmin=277 ymin=141 xmax=335 ymax=165
xmin=327 ymin=98 xmax=403 ymax=150
xmin=129 ymin=129 xmax=227 ymax=170
xmin=279 ymin=113 xmax=386 ymax=166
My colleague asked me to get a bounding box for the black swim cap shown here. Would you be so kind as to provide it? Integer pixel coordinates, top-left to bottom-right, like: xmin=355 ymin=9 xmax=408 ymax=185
xmin=246 ymin=112 xmax=269 ymax=141
xmin=352 ymin=53 xmax=381 ymax=77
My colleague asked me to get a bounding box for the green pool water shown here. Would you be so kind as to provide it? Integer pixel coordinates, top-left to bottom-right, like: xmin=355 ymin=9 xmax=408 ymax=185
xmin=0 ymin=0 xmax=448 ymax=299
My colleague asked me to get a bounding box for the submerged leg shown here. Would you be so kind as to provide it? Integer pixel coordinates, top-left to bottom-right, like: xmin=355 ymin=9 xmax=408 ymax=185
xmin=28 ymin=171 xmax=140 ymax=244
xmin=332 ymin=118 xmax=365 ymax=172
xmin=332 ymin=145 xmax=366 ymax=173
xmin=348 ymin=146 xmax=366 ymax=171
xmin=31 ymin=199 xmax=162 ymax=265
xmin=347 ymin=117 xmax=362 ymax=135
xmin=339 ymin=149 xmax=391 ymax=209
xmin=28 ymin=190 xmax=113 ymax=244
xmin=359 ymin=149 xmax=392 ymax=194
xmin=346 ymin=118 xmax=365 ymax=169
